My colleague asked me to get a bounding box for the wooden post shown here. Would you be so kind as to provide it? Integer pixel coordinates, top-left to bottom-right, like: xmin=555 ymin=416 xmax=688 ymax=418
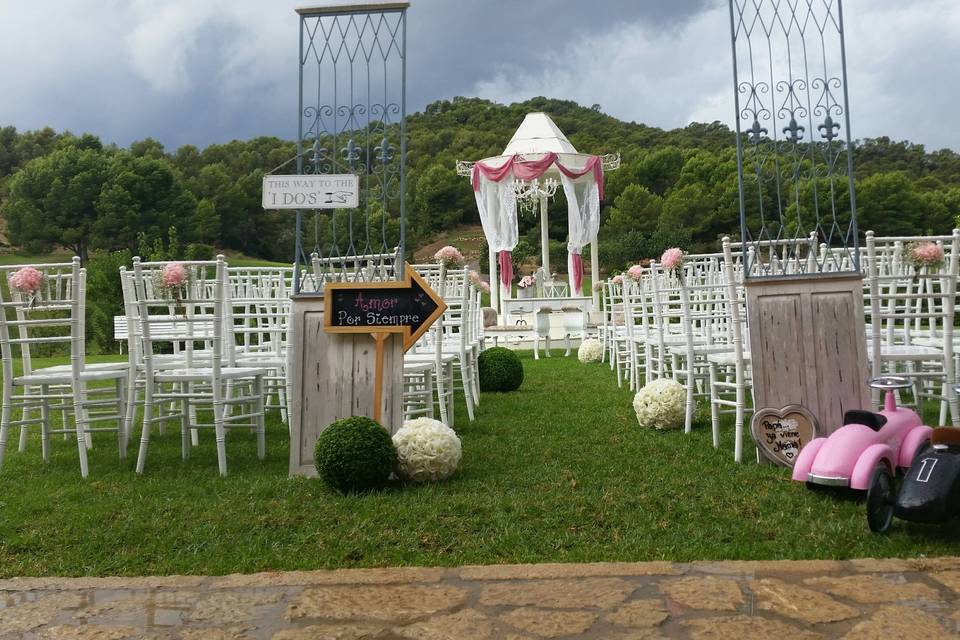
xmin=371 ymin=331 xmax=388 ymax=423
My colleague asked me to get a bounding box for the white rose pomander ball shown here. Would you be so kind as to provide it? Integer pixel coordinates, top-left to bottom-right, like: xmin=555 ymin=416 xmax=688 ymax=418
xmin=392 ymin=417 xmax=462 ymax=482
xmin=577 ymin=338 xmax=604 ymax=363
xmin=633 ymin=378 xmax=686 ymax=430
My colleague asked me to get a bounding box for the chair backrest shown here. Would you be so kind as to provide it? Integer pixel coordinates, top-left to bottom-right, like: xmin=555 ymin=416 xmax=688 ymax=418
xmin=307 ymin=248 xmax=401 ymax=292
xmin=0 ymin=258 xmax=83 ymax=381
xmin=130 ymin=256 xmax=226 ymax=376
xmin=865 ymin=230 xmax=960 ymax=370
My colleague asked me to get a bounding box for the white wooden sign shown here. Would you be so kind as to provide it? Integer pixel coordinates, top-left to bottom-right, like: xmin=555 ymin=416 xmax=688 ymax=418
xmin=261 ymin=174 xmax=359 ymax=210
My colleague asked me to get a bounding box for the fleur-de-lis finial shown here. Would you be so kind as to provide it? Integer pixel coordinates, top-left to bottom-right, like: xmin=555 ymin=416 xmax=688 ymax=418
xmin=748 ymin=119 xmax=768 ymax=144
xmin=375 ymin=135 xmax=395 ymax=164
xmin=818 ymin=115 xmax=840 ymax=142
xmin=310 ymin=138 xmax=327 ymax=165
xmin=340 ymin=138 xmax=360 ymax=166
xmin=783 ymin=117 xmax=805 ymax=144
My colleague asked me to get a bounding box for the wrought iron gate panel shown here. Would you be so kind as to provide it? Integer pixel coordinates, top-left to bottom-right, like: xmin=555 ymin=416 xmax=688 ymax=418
xmin=729 ymin=0 xmax=859 ymax=278
xmin=294 ymin=3 xmax=407 ymax=293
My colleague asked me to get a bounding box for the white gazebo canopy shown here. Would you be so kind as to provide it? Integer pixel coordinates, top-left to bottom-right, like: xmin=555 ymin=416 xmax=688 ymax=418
xmin=457 ymin=112 xmax=619 ymax=313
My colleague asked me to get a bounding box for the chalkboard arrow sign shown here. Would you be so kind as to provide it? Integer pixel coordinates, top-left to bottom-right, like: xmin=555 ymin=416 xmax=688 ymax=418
xmin=323 ymin=263 xmax=447 ymax=353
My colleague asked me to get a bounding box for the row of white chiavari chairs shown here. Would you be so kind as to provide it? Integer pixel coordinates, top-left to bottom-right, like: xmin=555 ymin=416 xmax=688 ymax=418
xmin=600 ymin=230 xmax=960 ymax=462
xmin=404 ymin=265 xmax=485 ymax=427
xmin=3 ymin=252 xmax=494 ymax=477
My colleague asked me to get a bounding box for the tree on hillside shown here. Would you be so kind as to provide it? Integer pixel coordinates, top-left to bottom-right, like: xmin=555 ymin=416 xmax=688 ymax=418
xmin=412 ymin=163 xmax=469 ymax=233
xmin=3 ymin=145 xmax=110 ymax=261
xmin=604 ymin=184 xmax=662 ymax=235
xmin=92 ymin=154 xmax=196 ymax=254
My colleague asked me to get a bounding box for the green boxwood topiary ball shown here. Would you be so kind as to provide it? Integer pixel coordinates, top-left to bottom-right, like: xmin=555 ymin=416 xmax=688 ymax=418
xmin=478 ymin=347 xmax=524 ymax=392
xmin=314 ymin=416 xmax=397 ymax=493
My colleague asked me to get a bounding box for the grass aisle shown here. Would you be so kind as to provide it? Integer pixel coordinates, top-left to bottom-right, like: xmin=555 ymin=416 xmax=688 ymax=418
xmin=0 ymin=352 xmax=958 ymax=577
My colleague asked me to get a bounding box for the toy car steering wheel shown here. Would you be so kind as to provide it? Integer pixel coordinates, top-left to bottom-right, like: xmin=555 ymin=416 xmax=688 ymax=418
xmin=868 ymin=376 xmax=912 ymax=391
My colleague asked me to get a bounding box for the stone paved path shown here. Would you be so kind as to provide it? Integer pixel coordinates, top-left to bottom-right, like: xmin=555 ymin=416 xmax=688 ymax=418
xmin=2 ymin=558 xmax=960 ymax=639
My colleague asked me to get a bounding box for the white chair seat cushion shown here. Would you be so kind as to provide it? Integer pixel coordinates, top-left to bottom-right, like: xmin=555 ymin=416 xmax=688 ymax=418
xmin=911 ymin=336 xmax=960 ymax=349
xmin=404 ymin=361 xmax=434 ymax=374
xmin=404 ymin=353 xmax=457 ymax=365
xmin=666 ymin=344 xmax=735 ymax=356
xmin=15 ymin=368 xmax=128 ymax=385
xmin=33 ymin=361 xmax=128 ymax=375
xmin=154 ymin=367 xmax=266 ymax=382
xmin=236 ymin=354 xmax=285 ymax=368
xmin=874 ymin=344 xmax=943 ymax=359
xmin=707 ymin=351 xmax=752 ymax=365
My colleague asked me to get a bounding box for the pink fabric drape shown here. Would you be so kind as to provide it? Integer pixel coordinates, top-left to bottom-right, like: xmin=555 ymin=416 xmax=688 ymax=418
xmin=498 ymin=251 xmax=513 ymax=288
xmin=472 ymin=152 xmax=605 ymax=200
xmin=570 ymin=252 xmax=584 ymax=294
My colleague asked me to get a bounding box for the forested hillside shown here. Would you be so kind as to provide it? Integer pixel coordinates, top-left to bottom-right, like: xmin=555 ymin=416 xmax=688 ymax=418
xmin=2 ymin=96 xmax=959 ymax=271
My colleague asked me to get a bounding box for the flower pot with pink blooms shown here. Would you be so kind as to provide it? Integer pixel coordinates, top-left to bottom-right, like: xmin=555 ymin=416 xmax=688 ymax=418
xmin=516 ymin=275 xmax=536 ymax=298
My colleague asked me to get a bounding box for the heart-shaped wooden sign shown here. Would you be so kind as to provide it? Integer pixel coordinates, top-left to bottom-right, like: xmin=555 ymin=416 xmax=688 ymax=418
xmin=750 ymin=405 xmax=819 ymax=467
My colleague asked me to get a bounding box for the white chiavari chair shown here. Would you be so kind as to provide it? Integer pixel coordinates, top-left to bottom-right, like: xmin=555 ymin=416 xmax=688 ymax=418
xmin=130 ymin=256 xmax=267 ymax=476
xmin=0 ymin=258 xmax=128 ymax=477
xmin=865 ymin=230 xmax=960 ymax=425
xmin=707 ymin=238 xmax=752 ymax=461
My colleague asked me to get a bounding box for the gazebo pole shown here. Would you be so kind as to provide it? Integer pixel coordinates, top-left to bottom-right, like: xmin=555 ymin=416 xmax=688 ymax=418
xmin=488 ymin=245 xmax=499 ymax=315
xmin=591 ymin=234 xmax=600 ymax=308
xmin=540 ymin=194 xmax=550 ymax=277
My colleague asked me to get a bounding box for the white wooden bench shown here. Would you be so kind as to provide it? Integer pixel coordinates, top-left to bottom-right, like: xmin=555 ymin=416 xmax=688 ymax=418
xmin=113 ymin=316 xmax=216 ymax=353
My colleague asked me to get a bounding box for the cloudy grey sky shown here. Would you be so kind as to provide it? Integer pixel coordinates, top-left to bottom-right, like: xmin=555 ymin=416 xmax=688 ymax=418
xmin=1 ymin=0 xmax=958 ymax=152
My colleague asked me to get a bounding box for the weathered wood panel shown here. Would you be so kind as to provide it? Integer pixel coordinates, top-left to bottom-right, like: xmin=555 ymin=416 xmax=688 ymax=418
xmin=746 ymin=273 xmax=870 ymax=439
xmin=288 ymin=296 xmax=404 ymax=476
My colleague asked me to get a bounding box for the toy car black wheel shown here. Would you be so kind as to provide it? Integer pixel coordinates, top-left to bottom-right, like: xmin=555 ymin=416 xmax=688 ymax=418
xmin=866 ymin=463 xmax=895 ymax=533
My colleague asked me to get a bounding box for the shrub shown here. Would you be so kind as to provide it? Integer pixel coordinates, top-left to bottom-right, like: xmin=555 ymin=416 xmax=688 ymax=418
xmin=314 ymin=416 xmax=397 ymax=493
xmin=392 ymin=417 xmax=462 ymax=482
xmin=478 ymin=347 xmax=524 ymax=392
xmin=185 ymin=243 xmax=215 ymax=261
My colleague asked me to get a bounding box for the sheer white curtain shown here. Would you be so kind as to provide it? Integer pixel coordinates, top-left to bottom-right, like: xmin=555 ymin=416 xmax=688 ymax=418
xmin=474 ymin=174 xmax=519 ymax=309
xmin=561 ymin=174 xmax=600 ymax=296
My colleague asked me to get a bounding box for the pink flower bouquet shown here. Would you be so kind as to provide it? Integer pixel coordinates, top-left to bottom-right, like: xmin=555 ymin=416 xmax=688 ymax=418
xmin=480 ymin=281 xmax=491 ymax=294
xmin=905 ymin=241 xmax=944 ymax=272
xmin=612 ymin=275 xmax=623 ymax=286
xmin=660 ymin=247 xmax=685 ymax=280
xmin=8 ymin=266 xmax=45 ymax=307
xmin=434 ymin=245 xmax=465 ymax=267
xmin=626 ymin=264 xmax=644 ymax=282
xmin=154 ymin=262 xmax=191 ymax=316
xmin=162 ymin=262 xmax=187 ymax=288
xmin=517 ymin=275 xmax=535 ymax=289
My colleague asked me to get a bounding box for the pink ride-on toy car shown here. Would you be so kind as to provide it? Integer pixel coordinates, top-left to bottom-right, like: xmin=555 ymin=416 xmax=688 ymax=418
xmin=792 ymin=376 xmax=932 ymax=530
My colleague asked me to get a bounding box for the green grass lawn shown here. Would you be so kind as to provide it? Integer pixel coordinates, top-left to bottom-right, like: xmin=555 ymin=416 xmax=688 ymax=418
xmin=0 ymin=352 xmax=958 ymax=578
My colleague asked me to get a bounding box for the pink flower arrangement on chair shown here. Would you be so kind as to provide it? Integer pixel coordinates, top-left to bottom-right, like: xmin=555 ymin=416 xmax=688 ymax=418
xmin=612 ymin=275 xmax=623 ymax=286
xmin=162 ymin=262 xmax=187 ymax=288
xmin=626 ymin=264 xmax=644 ymax=282
xmin=905 ymin=241 xmax=944 ymax=271
xmin=660 ymin=247 xmax=685 ymax=280
xmin=434 ymin=245 xmax=465 ymax=267
xmin=517 ymin=275 xmax=535 ymax=289
xmin=154 ymin=262 xmax=191 ymax=316
xmin=479 ymin=281 xmax=491 ymax=294
xmin=8 ymin=266 xmax=45 ymax=307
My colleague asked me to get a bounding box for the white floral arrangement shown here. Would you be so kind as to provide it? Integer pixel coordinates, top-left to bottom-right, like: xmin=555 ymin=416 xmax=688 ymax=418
xmin=577 ymin=338 xmax=604 ymax=363
xmin=392 ymin=417 xmax=462 ymax=482
xmin=633 ymin=378 xmax=686 ymax=430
